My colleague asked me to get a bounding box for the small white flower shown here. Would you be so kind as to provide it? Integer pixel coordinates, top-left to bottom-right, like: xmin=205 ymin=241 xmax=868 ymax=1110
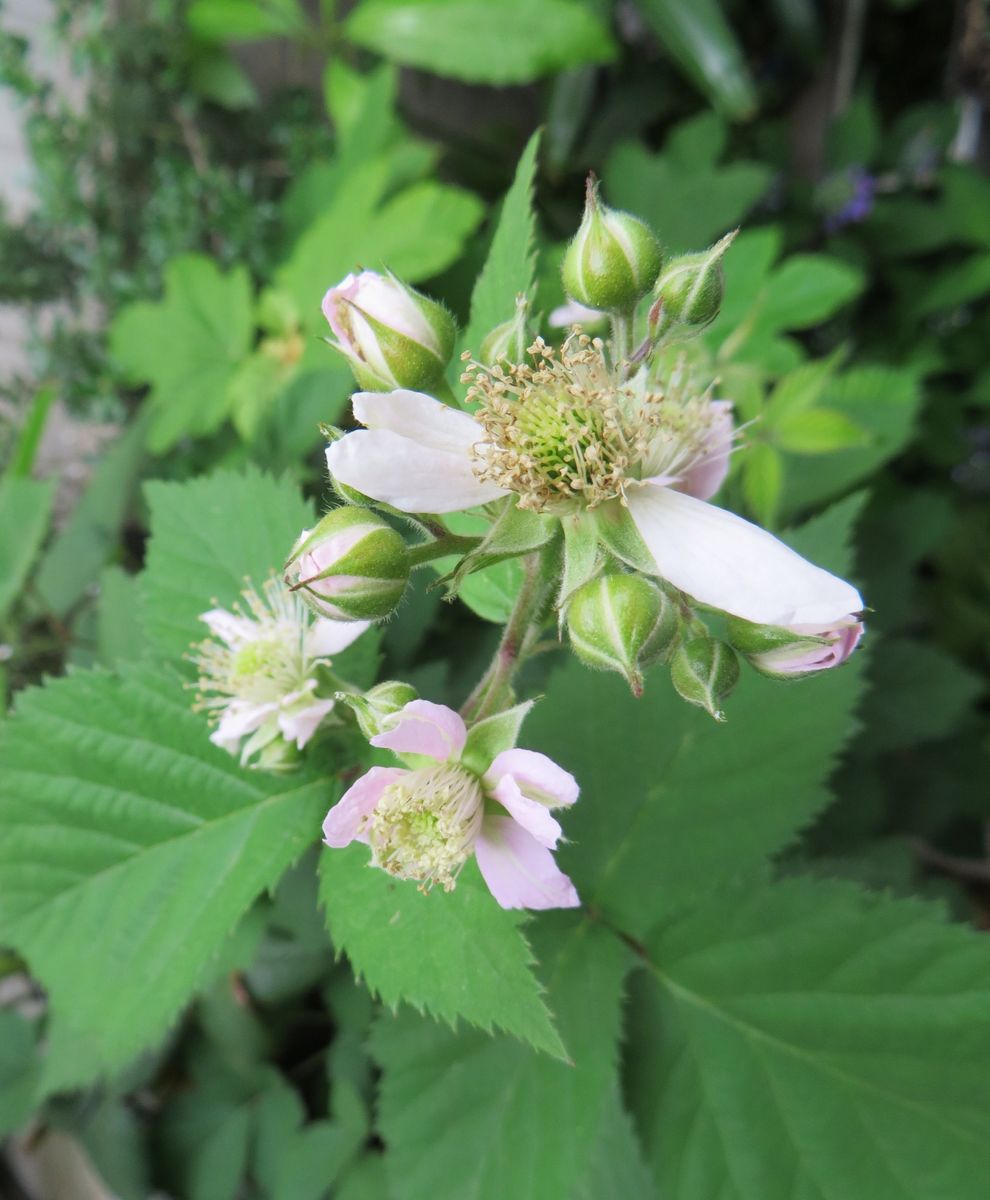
xmin=193 ymin=577 xmax=369 ymax=767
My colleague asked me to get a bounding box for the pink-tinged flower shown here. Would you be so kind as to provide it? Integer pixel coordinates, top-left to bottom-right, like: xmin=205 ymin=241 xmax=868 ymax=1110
xmin=193 ymin=578 xmax=369 ymax=768
xmin=325 ymin=336 xmax=863 ymax=629
xmin=323 ymin=699 xmax=580 ymax=910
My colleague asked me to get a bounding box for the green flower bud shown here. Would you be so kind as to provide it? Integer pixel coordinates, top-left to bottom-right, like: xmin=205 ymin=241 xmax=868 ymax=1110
xmin=285 ymin=507 xmax=409 ymax=622
xmin=670 ymin=635 xmax=740 ymax=721
xmin=561 ymin=175 xmax=663 ymax=313
xmin=480 ymin=294 xmax=530 ymax=365
xmin=650 ymin=231 xmax=737 ymax=339
xmin=567 ymin=574 xmax=677 ymax=697
xmin=322 ymin=270 xmax=456 ymax=392
xmin=336 ymin=680 xmax=418 ymax=740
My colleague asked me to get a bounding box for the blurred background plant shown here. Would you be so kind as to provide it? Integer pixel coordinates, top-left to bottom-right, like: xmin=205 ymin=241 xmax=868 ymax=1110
xmin=1 ymin=0 xmax=989 ymax=1196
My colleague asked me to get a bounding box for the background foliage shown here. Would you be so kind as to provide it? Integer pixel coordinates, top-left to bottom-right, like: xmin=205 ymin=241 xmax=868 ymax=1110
xmin=1 ymin=0 xmax=989 ymax=1196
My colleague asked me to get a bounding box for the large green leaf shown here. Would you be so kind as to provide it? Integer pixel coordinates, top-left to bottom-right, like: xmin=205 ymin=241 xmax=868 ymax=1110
xmin=635 ymin=0 xmax=756 ymax=119
xmin=460 ymin=130 xmax=541 ymax=360
xmin=628 ymin=878 xmax=990 ymax=1199
xmin=572 ymin=1085 xmax=658 ymax=1200
xmin=0 ymin=475 xmax=56 ymax=623
xmin=0 ymin=664 xmax=326 ymax=1092
xmin=109 ymin=255 xmax=253 ymax=454
xmin=527 ymin=496 xmax=866 ymax=936
xmin=320 ymin=846 xmax=564 ymax=1057
xmin=345 ymin=0 xmax=616 ymax=85
xmin=372 ymin=915 xmax=629 ymax=1200
xmin=141 ymin=467 xmax=313 ymax=663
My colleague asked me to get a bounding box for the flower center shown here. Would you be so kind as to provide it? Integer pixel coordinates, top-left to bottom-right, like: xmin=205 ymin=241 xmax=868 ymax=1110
xmin=365 ymin=763 xmax=484 ymax=892
xmin=463 ymin=336 xmax=723 ymax=512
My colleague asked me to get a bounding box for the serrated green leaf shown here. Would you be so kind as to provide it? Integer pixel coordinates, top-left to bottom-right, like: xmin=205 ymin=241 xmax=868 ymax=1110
xmin=0 ymin=475 xmax=56 ymax=623
xmin=0 ymin=664 xmax=326 ymax=1092
xmin=528 ymin=497 xmax=866 ymax=936
xmin=142 ymin=467 xmax=313 ymax=663
xmin=345 ymin=0 xmax=616 ymax=85
xmin=319 ymin=846 xmax=565 ymax=1058
xmin=571 ymin=1085 xmax=658 ymax=1200
xmin=109 ymin=255 xmax=254 ymax=453
xmin=628 ymin=877 xmax=990 ymax=1199
xmin=372 ymin=915 xmax=629 ymax=1200
xmin=460 ymin=130 xmax=541 ymax=359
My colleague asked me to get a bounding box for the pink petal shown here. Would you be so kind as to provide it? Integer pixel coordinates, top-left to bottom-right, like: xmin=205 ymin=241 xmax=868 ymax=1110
xmin=323 ymin=766 xmax=406 ymax=847
xmin=475 ymin=816 xmax=580 ymax=911
xmin=676 ymin=400 xmax=734 ymax=501
xmin=370 ymin=699 xmax=467 ymax=762
xmin=485 ymin=748 xmax=579 ymax=808
xmin=488 ymin=775 xmax=563 ymax=849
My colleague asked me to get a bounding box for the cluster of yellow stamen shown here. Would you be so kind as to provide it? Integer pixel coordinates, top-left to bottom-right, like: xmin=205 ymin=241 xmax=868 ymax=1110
xmin=461 ymin=334 xmax=722 ymax=513
xmin=363 ymin=763 xmax=484 ymax=892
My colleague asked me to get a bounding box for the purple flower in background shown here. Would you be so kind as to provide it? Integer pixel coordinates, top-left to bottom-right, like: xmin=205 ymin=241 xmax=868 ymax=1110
xmin=821 ymin=167 xmax=876 ymax=233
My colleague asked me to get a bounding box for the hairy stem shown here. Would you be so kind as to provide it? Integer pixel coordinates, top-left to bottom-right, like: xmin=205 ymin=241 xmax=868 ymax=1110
xmin=407 ymin=532 xmax=482 ymax=569
xmin=460 ymin=547 xmax=557 ymax=723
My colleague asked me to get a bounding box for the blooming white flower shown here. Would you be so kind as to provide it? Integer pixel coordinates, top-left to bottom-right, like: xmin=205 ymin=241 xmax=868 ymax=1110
xmin=325 ymin=335 xmax=863 ymax=629
xmin=193 ymin=577 xmax=369 ymax=767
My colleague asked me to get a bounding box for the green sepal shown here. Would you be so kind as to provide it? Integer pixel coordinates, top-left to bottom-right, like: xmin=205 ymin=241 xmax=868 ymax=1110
xmin=436 ymin=500 xmax=555 ymax=598
xmin=592 ymin=500 xmax=656 ymax=576
xmin=461 ymin=701 xmax=535 ymax=776
xmin=559 ymin=510 xmax=603 ymax=610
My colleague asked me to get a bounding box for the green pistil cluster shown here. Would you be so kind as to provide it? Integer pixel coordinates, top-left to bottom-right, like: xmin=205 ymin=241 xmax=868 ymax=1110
xmin=365 ymin=763 xmax=484 ymax=892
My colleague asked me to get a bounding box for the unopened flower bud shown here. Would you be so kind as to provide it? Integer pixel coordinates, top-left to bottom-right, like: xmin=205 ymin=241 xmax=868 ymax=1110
xmin=567 ymin=574 xmax=677 ymax=696
xmin=650 ymin=231 xmax=736 ymax=339
xmin=561 ymin=175 xmax=663 ymax=313
xmin=480 ymin=294 xmax=530 ymax=365
xmin=285 ymin=507 xmax=409 ymax=622
xmin=670 ymin=635 xmax=740 ymax=721
xmin=727 ymin=615 xmax=863 ymax=679
xmin=336 ymin=680 xmax=419 ymax=740
xmin=322 ymin=270 xmax=456 ymax=392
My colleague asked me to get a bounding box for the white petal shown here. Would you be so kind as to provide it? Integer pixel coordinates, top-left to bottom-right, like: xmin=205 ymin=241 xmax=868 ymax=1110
xmin=278 ymin=697 xmax=336 ymax=749
xmin=352 ymin=389 xmax=483 ymax=455
xmin=307 ymin=618 xmax=371 ymax=657
xmin=200 ymin=608 xmax=255 ymax=646
xmin=627 ymin=484 xmax=863 ymax=626
xmin=326 ymin=431 xmax=506 ymax=514
xmin=676 ymin=400 xmax=734 ymax=501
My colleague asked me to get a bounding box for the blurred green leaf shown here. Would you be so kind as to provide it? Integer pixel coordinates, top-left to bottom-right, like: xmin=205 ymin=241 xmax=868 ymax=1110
xmin=0 ymin=1011 xmax=39 ymax=1134
xmin=5 ymin=385 xmax=55 ymax=478
xmin=0 ymin=475 xmax=56 ymax=624
xmin=35 ymin=413 xmax=148 ymax=619
xmin=95 ymin=566 xmax=143 ymax=666
xmin=109 ymin=255 xmax=254 ymax=454
xmin=773 ymin=407 xmax=869 ymax=454
xmin=187 ymin=0 xmax=308 ymax=41
xmin=607 ymin=115 xmax=771 ymax=253
xmin=757 ymin=254 xmax=865 ymax=333
xmin=635 ymin=0 xmax=757 ymax=119
xmin=741 ymin=441 xmax=782 ymax=527
xmin=345 ymin=0 xmax=616 ymax=85
xmin=906 ymin=253 xmax=990 ymax=319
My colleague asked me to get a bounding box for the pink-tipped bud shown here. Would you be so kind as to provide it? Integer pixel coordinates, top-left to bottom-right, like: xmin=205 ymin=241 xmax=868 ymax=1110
xmin=322 ymin=270 xmax=456 ymax=392
xmin=727 ymin=615 xmax=863 ymax=678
